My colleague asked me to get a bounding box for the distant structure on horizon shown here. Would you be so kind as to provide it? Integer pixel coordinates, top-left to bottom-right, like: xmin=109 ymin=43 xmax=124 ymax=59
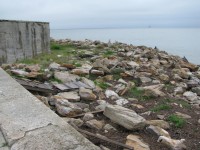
xmin=0 ymin=20 xmax=50 ymax=64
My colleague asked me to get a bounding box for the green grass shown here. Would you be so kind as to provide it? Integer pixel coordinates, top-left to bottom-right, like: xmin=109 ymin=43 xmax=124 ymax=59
xmin=165 ymin=98 xmax=191 ymax=109
xmin=167 ymin=114 xmax=186 ymax=128
xmin=49 ymin=77 xmax=62 ymax=83
xmin=126 ymin=87 xmax=155 ymax=101
xmin=94 ymin=81 xmax=110 ymax=90
xmin=111 ymin=68 xmax=124 ymax=80
xmin=151 ymin=104 xmax=172 ymax=112
xmin=103 ymin=50 xmax=114 ymax=57
xmin=18 ymin=42 xmax=79 ymax=69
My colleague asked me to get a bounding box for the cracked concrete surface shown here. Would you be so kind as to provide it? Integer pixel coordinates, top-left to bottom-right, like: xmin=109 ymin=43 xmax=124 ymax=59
xmin=0 ymin=68 xmax=100 ymax=150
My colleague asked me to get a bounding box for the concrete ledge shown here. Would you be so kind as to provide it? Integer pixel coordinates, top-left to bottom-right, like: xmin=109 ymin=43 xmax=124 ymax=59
xmin=0 ymin=68 xmax=100 ymax=150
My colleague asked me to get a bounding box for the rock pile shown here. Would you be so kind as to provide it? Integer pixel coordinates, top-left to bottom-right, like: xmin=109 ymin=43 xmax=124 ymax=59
xmin=1 ymin=38 xmax=200 ymax=150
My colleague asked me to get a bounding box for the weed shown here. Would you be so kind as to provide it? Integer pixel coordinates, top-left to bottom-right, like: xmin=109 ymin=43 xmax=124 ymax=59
xmin=111 ymin=68 xmax=124 ymax=80
xmin=50 ymin=77 xmax=62 ymax=83
xmin=94 ymin=81 xmax=110 ymax=90
xmin=103 ymin=50 xmax=114 ymax=57
xmin=151 ymin=104 xmax=172 ymax=112
xmin=168 ymin=114 xmax=186 ymax=128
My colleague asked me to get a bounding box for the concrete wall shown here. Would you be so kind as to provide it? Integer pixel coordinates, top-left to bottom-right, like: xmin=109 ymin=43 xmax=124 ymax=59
xmin=0 ymin=20 xmax=50 ymax=64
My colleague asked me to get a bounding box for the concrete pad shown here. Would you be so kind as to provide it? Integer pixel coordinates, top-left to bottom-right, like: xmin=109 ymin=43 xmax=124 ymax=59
xmin=0 ymin=68 xmax=100 ymax=150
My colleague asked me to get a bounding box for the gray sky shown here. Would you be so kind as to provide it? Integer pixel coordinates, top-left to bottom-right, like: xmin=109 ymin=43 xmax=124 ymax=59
xmin=0 ymin=0 xmax=200 ymax=29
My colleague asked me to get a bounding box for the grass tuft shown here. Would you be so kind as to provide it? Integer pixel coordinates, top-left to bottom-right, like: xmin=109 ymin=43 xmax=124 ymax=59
xmin=151 ymin=104 xmax=171 ymax=112
xmin=167 ymin=114 xmax=186 ymax=128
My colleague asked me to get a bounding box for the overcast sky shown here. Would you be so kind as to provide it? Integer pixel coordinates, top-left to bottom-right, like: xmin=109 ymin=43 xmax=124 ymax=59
xmin=0 ymin=0 xmax=200 ymax=29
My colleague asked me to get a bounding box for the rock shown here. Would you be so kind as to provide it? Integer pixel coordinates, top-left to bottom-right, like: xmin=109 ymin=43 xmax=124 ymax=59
xmin=191 ymin=87 xmax=200 ymax=96
xmin=61 ymin=64 xmax=76 ymax=69
xmin=85 ymin=119 xmax=104 ymax=130
xmin=131 ymin=104 xmax=144 ymax=109
xmin=92 ymin=58 xmax=111 ymax=73
xmin=173 ymin=68 xmax=189 ymax=79
xmin=127 ymin=61 xmax=139 ymax=69
xmin=157 ymin=115 xmax=165 ymax=120
xmin=174 ymin=87 xmax=185 ymax=95
xmin=58 ymin=91 xmax=80 ymax=102
xmin=79 ymin=87 xmax=97 ymax=101
xmin=187 ymin=79 xmax=199 ymax=88
xmin=183 ymin=91 xmax=198 ymax=101
xmin=81 ymin=77 xmax=96 ymax=89
xmin=49 ymin=62 xmax=60 ymax=70
xmin=95 ymin=100 xmax=108 ymax=111
xmin=140 ymin=76 xmax=152 ymax=84
xmin=115 ymin=98 xmax=129 ymax=106
xmin=125 ymin=134 xmax=150 ymax=150
xmin=198 ymin=119 xmax=200 ymax=124
xmin=118 ymin=78 xmax=128 ymax=85
xmin=159 ymin=74 xmax=169 ymax=82
xmin=83 ymin=113 xmax=94 ymax=122
xmin=180 ymin=61 xmax=198 ymax=71
xmin=71 ymin=68 xmax=89 ymax=75
xmin=54 ymin=71 xmax=80 ymax=83
xmin=64 ymin=118 xmax=84 ymax=127
xmin=11 ymin=69 xmax=29 ymax=76
xmin=90 ymin=69 xmax=104 ymax=75
xmin=99 ymin=145 xmax=110 ymax=150
xmin=103 ymin=124 xmax=117 ymax=131
xmin=105 ymin=90 xmax=119 ymax=99
xmin=140 ymin=84 xmax=165 ymax=97
xmin=157 ymin=136 xmax=186 ymax=150
xmin=175 ymin=112 xmax=191 ymax=119
xmin=103 ymin=75 xmax=113 ymax=81
xmin=146 ymin=125 xmax=170 ymax=138
xmin=25 ymin=64 xmax=41 ymax=72
xmin=145 ymin=120 xmax=170 ymax=129
xmin=103 ymin=105 xmax=146 ymax=130
xmin=55 ymin=99 xmax=82 ymax=117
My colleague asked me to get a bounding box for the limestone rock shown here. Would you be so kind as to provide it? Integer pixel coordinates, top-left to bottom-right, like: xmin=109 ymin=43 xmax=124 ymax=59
xmin=191 ymin=86 xmax=200 ymax=96
xmin=81 ymin=77 xmax=96 ymax=89
xmin=64 ymin=118 xmax=84 ymax=127
xmin=79 ymin=87 xmax=97 ymax=101
xmin=58 ymin=91 xmax=80 ymax=102
xmin=175 ymin=112 xmax=191 ymax=119
xmin=105 ymin=90 xmax=119 ymax=99
xmin=71 ymin=68 xmax=89 ymax=75
xmin=183 ymin=91 xmax=198 ymax=101
xmin=140 ymin=76 xmax=152 ymax=84
xmin=145 ymin=120 xmax=170 ymax=129
xmin=49 ymin=62 xmax=60 ymax=70
xmin=91 ymin=70 xmax=104 ymax=75
xmin=103 ymin=105 xmax=146 ymax=130
xmin=157 ymin=136 xmax=186 ymax=150
xmin=159 ymin=74 xmax=169 ymax=82
xmin=125 ymin=134 xmax=150 ymax=150
xmin=103 ymin=124 xmax=117 ymax=131
xmin=115 ymin=98 xmax=129 ymax=106
xmin=11 ymin=69 xmax=29 ymax=76
xmin=146 ymin=125 xmax=170 ymax=138
xmin=83 ymin=113 xmax=94 ymax=122
xmin=127 ymin=61 xmax=139 ymax=69
xmin=54 ymin=71 xmax=80 ymax=83
xmin=140 ymin=84 xmax=165 ymax=97
xmin=55 ymin=99 xmax=82 ymax=117
xmin=25 ymin=64 xmax=40 ymax=72
xmin=85 ymin=119 xmax=104 ymax=130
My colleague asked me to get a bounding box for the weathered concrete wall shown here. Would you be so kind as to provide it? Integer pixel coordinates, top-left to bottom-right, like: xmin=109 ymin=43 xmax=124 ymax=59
xmin=0 ymin=20 xmax=50 ymax=64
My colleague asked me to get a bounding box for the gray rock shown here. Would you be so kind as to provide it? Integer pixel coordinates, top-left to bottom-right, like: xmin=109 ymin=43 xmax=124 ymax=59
xmin=49 ymin=62 xmax=60 ymax=70
xmin=83 ymin=113 xmax=94 ymax=122
xmin=115 ymin=98 xmax=129 ymax=106
xmin=64 ymin=118 xmax=84 ymax=127
xmin=140 ymin=76 xmax=152 ymax=84
xmin=105 ymin=90 xmax=119 ymax=99
xmin=95 ymin=100 xmax=108 ymax=111
xmin=174 ymin=87 xmax=185 ymax=95
xmin=79 ymin=87 xmax=97 ymax=101
xmin=159 ymin=74 xmax=169 ymax=82
xmin=55 ymin=99 xmax=82 ymax=117
xmin=175 ymin=112 xmax=191 ymax=119
xmin=191 ymin=87 xmax=200 ymax=96
xmin=183 ymin=91 xmax=198 ymax=101
xmin=103 ymin=124 xmax=117 ymax=131
xmin=81 ymin=77 xmax=96 ymax=89
xmin=58 ymin=91 xmax=80 ymax=102
xmin=127 ymin=61 xmax=139 ymax=69
xmin=103 ymin=105 xmax=146 ymax=130
xmin=85 ymin=119 xmax=104 ymax=130
xmin=145 ymin=120 xmax=170 ymax=129
xmin=54 ymin=71 xmax=80 ymax=83
xmin=11 ymin=69 xmax=29 ymax=76
xmin=146 ymin=125 xmax=170 ymax=138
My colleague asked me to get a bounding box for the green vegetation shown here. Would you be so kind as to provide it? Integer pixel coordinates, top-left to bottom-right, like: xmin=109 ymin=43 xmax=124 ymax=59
xmin=111 ymin=68 xmax=124 ymax=80
xmin=49 ymin=77 xmax=62 ymax=83
xmin=168 ymin=114 xmax=186 ymax=128
xmin=18 ymin=42 xmax=80 ymax=69
xmin=103 ymin=50 xmax=114 ymax=57
xmin=127 ymin=87 xmax=155 ymax=101
xmin=151 ymin=104 xmax=171 ymax=112
xmin=165 ymin=98 xmax=191 ymax=109
xmin=94 ymin=81 xmax=110 ymax=90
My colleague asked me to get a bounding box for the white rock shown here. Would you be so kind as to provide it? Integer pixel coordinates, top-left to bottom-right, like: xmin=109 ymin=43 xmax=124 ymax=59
xmin=54 ymin=71 xmax=80 ymax=83
xmin=115 ymin=98 xmax=129 ymax=106
xmin=83 ymin=113 xmax=94 ymax=122
xmin=49 ymin=62 xmax=60 ymax=70
xmin=85 ymin=119 xmax=104 ymax=130
xmin=146 ymin=125 xmax=170 ymax=138
xmin=127 ymin=61 xmax=139 ymax=68
xmin=79 ymin=87 xmax=97 ymax=101
xmin=104 ymin=105 xmax=146 ymax=130
xmin=140 ymin=77 xmax=152 ymax=84
xmin=183 ymin=91 xmax=198 ymax=101
xmin=81 ymin=77 xmax=96 ymax=89
xmin=157 ymin=136 xmax=186 ymax=150
xmin=58 ymin=91 xmax=80 ymax=102
xmin=105 ymin=90 xmax=119 ymax=99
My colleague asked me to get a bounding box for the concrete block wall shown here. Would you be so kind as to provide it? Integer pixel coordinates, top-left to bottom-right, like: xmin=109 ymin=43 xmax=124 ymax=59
xmin=0 ymin=20 xmax=50 ymax=64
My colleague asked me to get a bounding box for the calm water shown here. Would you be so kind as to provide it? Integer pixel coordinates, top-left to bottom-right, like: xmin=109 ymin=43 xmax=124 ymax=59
xmin=51 ymin=28 xmax=200 ymax=64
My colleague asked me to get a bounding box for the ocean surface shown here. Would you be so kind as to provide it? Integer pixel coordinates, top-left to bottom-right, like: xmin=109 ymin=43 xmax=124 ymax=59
xmin=51 ymin=28 xmax=200 ymax=65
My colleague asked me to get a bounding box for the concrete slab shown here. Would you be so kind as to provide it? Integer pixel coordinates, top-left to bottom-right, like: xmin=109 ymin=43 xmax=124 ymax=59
xmin=0 ymin=68 xmax=100 ymax=150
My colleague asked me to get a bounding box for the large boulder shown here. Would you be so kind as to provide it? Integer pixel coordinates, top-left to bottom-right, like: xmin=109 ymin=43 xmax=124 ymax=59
xmin=103 ymin=105 xmax=146 ymax=130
